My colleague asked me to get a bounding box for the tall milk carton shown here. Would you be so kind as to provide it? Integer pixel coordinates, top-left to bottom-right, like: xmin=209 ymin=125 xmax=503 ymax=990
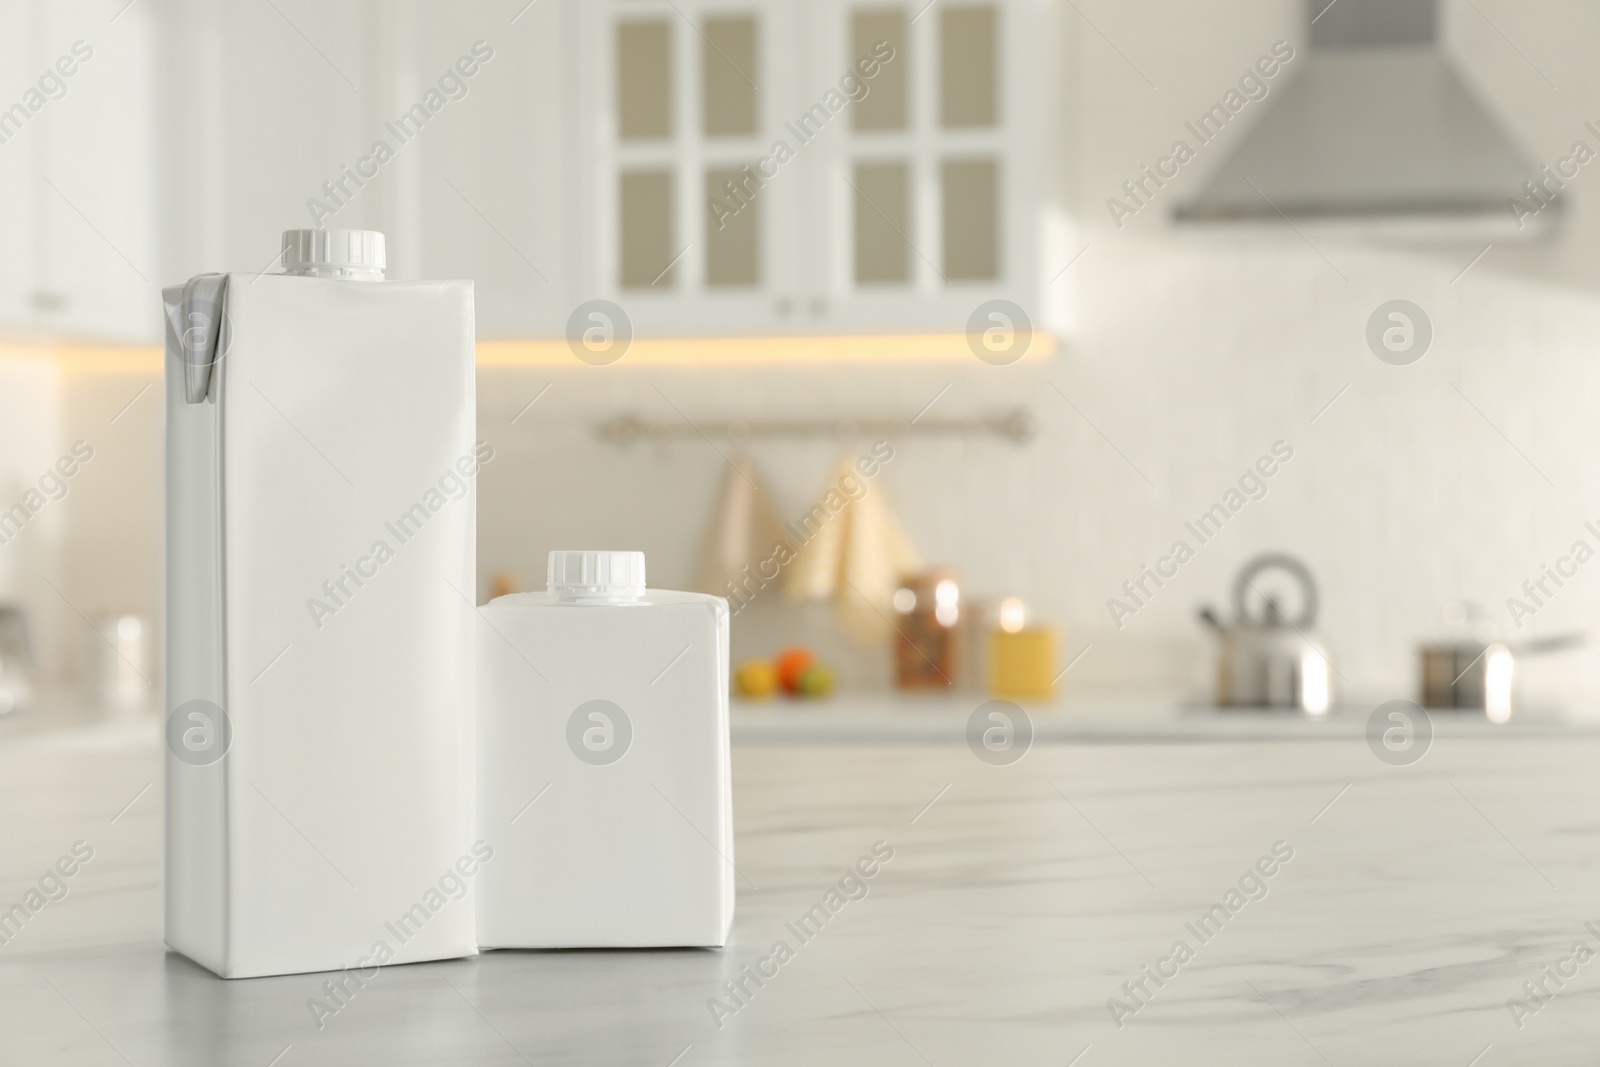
xmin=164 ymin=229 xmax=482 ymax=978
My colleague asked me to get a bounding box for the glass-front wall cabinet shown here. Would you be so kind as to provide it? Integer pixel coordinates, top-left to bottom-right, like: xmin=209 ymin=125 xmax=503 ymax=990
xmin=585 ymin=0 xmax=1040 ymax=335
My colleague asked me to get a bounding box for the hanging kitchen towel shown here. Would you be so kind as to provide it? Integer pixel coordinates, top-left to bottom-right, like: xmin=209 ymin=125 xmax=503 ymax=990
xmin=785 ymin=456 xmax=920 ymax=644
xmin=694 ymin=453 xmax=789 ymax=598
xmin=782 ymin=473 xmax=847 ymax=602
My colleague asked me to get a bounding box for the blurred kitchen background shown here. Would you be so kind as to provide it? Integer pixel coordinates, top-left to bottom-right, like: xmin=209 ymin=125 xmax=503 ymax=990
xmin=4 ymin=0 xmax=1600 ymax=720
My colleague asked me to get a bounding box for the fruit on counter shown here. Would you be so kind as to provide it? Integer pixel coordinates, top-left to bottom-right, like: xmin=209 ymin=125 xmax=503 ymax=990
xmin=796 ymin=664 xmax=836 ymax=698
xmin=734 ymin=659 xmax=779 ymax=700
xmin=774 ymin=647 xmax=816 ymax=694
xmin=734 ymin=647 xmax=837 ymax=701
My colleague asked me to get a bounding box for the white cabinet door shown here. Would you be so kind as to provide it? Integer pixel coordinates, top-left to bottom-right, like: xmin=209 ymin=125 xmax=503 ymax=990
xmin=808 ymin=0 xmax=1041 ymax=331
xmin=0 ymin=1 xmax=157 ymax=343
xmin=408 ymin=0 xmax=571 ymax=338
xmin=583 ymin=0 xmax=804 ymax=336
xmin=577 ymin=0 xmax=1046 ymax=338
xmin=41 ymin=8 xmax=158 ymax=343
xmin=0 ymin=1 xmax=38 ymax=335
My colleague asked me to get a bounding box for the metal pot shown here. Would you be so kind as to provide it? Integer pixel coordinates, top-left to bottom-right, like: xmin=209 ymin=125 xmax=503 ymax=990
xmin=1419 ymin=632 xmax=1584 ymax=719
xmin=0 ymin=604 xmax=33 ymax=715
xmin=1199 ymin=553 xmax=1332 ymax=713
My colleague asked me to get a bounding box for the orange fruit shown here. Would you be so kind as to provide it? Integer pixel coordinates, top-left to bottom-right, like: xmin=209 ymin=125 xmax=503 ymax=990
xmin=774 ymin=647 xmax=815 ymax=694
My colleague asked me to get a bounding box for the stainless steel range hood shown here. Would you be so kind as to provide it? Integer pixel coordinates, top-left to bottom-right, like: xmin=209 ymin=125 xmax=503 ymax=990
xmin=1173 ymin=0 xmax=1558 ymax=238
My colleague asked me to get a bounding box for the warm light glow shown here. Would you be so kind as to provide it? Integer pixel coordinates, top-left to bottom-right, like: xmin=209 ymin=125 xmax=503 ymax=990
xmin=0 ymin=340 xmax=161 ymax=374
xmin=2 ymin=331 xmax=1060 ymax=373
xmin=116 ymin=616 xmax=142 ymax=642
xmin=998 ymin=597 xmax=1026 ymax=633
xmin=931 ymin=580 xmax=960 ymax=626
xmin=478 ymin=332 xmax=1058 ymax=367
xmin=1485 ymin=644 xmax=1514 ymax=724
xmin=1300 ymin=650 xmax=1330 ymax=715
xmin=892 ymin=588 xmax=916 ymax=613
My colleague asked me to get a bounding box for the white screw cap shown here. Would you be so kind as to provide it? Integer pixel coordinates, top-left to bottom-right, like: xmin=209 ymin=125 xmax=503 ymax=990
xmin=281 ymin=229 xmax=386 ymax=279
xmin=547 ymin=551 xmax=646 ymax=596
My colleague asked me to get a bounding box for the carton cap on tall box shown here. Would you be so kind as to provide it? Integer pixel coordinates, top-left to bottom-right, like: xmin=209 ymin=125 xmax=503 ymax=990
xmin=281 ymin=229 xmax=386 ymax=280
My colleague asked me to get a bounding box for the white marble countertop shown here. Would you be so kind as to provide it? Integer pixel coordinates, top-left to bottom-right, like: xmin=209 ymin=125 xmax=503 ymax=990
xmin=1 ymin=710 xmax=1597 ymax=1064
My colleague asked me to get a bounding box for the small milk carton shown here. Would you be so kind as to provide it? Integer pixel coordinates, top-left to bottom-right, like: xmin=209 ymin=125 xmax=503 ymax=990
xmin=477 ymin=551 xmax=734 ymax=947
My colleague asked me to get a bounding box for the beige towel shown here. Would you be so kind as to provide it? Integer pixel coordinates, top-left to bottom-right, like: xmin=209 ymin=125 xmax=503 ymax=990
xmin=695 ymin=454 xmax=789 ymax=597
xmin=785 ymin=457 xmax=919 ymax=644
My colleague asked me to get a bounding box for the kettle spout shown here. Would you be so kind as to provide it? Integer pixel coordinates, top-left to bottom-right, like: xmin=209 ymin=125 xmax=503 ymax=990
xmin=1198 ymin=605 xmax=1226 ymax=636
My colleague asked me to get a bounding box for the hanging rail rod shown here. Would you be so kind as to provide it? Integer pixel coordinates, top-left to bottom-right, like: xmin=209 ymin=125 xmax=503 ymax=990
xmin=598 ymin=409 xmax=1035 ymax=446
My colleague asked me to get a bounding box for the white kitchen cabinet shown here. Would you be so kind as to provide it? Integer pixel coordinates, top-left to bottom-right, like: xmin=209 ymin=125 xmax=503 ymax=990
xmin=405 ymin=0 xmax=571 ymax=339
xmin=0 ymin=1 xmax=36 ymax=334
xmin=577 ymin=0 xmax=1048 ymax=336
xmin=575 ymin=0 xmax=804 ymax=335
xmin=0 ymin=0 xmax=158 ymax=343
xmin=0 ymin=0 xmax=1053 ymax=344
xmin=806 ymin=0 xmax=1044 ymax=331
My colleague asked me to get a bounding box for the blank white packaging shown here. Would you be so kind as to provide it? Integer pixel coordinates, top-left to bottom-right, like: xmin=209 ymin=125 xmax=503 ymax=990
xmin=477 ymin=551 xmax=734 ymax=948
xmin=164 ymin=229 xmax=480 ymax=978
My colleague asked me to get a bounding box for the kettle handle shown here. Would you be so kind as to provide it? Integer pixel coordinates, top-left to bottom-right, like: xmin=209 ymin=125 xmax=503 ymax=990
xmin=1233 ymin=553 xmax=1317 ymax=629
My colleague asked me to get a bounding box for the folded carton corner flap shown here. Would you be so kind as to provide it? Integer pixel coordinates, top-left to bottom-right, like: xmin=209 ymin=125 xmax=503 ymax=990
xmin=163 ymin=273 xmax=229 ymax=405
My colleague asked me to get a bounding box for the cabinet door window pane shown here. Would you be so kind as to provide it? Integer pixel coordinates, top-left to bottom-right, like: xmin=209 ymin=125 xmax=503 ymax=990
xmin=621 ymin=170 xmax=676 ymax=288
xmin=943 ymin=158 xmax=998 ymax=280
xmin=852 ymin=10 xmax=907 ymax=131
xmin=940 ymin=6 xmax=996 ymax=128
xmin=703 ymin=16 xmax=758 ymax=136
xmin=854 ymin=162 xmax=910 ymax=283
xmin=706 ymin=167 xmax=760 ymax=286
xmin=618 ymin=21 xmax=672 ymax=139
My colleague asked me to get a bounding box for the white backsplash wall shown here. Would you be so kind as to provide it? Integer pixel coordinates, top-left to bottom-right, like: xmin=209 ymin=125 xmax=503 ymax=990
xmin=58 ymin=369 xmax=164 ymax=686
xmin=1 ymin=363 xmax=163 ymax=694
xmin=1067 ymin=238 xmax=1600 ymax=711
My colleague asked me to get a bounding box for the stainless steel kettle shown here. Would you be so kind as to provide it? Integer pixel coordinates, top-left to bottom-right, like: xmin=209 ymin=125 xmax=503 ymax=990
xmin=1199 ymin=553 xmax=1332 ymax=713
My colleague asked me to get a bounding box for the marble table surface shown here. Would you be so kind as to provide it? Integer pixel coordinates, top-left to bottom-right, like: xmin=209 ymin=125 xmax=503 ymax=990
xmin=1 ymin=709 xmax=1597 ymax=1065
